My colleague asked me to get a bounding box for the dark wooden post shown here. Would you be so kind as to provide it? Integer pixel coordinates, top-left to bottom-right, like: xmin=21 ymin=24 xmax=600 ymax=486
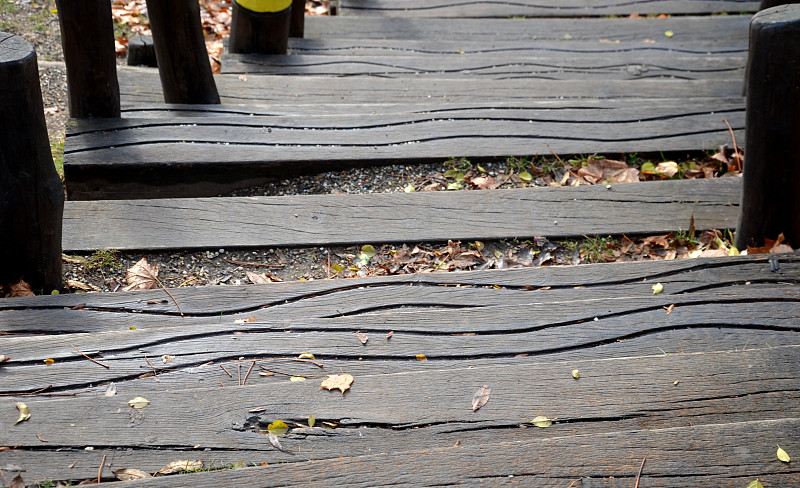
xmin=229 ymin=0 xmax=292 ymax=54
xmin=55 ymin=0 xmax=120 ymax=118
xmin=0 ymin=33 xmax=64 ymax=292
xmin=760 ymin=0 xmax=800 ymax=10
xmin=736 ymin=4 xmax=800 ymax=250
xmin=291 ymin=0 xmax=305 ymax=38
xmin=145 ymin=0 xmax=221 ymax=104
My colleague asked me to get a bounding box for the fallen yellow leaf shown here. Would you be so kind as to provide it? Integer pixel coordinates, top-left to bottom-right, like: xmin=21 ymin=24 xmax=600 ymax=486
xmin=14 ymin=402 xmax=30 ymax=424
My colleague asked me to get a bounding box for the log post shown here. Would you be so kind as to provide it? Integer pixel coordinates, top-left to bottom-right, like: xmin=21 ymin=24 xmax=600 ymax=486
xmin=760 ymin=0 xmax=800 ymax=10
xmin=291 ymin=0 xmax=305 ymax=38
xmin=54 ymin=0 xmax=120 ymax=118
xmin=0 ymin=33 xmax=64 ymax=292
xmin=145 ymin=0 xmax=221 ymax=104
xmin=736 ymin=4 xmax=800 ymax=250
xmin=229 ymin=0 xmax=292 ymax=54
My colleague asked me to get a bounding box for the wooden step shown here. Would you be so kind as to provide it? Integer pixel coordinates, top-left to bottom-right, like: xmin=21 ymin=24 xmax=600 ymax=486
xmin=119 ymin=69 xmax=747 ymax=106
xmin=221 ymin=51 xmax=745 ymax=80
xmin=64 ymin=97 xmax=744 ymax=200
xmin=337 ymin=0 xmax=760 ymax=17
xmin=1 ymin=253 xmax=798 ymax=485
xmin=61 ymin=178 xmax=741 ymax=251
xmin=286 ymin=37 xmax=748 ymax=57
xmin=303 ymin=14 xmax=751 ymax=41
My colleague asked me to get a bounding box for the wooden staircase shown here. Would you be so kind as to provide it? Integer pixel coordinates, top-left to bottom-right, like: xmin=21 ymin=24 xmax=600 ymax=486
xmin=3 ymin=1 xmax=800 ymax=486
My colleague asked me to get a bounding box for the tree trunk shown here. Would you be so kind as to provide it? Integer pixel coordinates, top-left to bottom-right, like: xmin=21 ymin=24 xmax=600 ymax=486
xmin=736 ymin=4 xmax=800 ymax=249
xmin=145 ymin=0 xmax=221 ymax=104
xmin=54 ymin=0 xmax=120 ymax=118
xmin=0 ymin=33 xmax=64 ymax=292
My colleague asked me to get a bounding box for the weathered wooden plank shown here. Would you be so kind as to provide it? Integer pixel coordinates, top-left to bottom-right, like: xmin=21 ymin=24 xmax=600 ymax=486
xmin=2 ymin=299 xmax=798 ymax=393
xmin=119 ymin=96 xmax=741 ymax=118
xmin=2 ymin=347 xmax=798 ymax=485
xmin=303 ymin=15 xmax=751 ymax=42
xmin=3 ymin=253 xmax=795 ymax=316
xmin=5 ymin=418 xmax=799 ymax=485
xmin=119 ymin=69 xmax=746 ymax=105
xmin=338 ymin=0 xmax=760 ymax=17
xmin=2 ymin=277 xmax=794 ymax=335
xmin=221 ymin=52 xmax=744 ymax=80
xmin=59 ymin=177 xmax=741 ymax=248
xmin=95 ymin=419 xmax=800 ymax=487
xmin=62 ymin=97 xmax=745 ymax=200
xmin=287 ymin=37 xmax=748 ymax=57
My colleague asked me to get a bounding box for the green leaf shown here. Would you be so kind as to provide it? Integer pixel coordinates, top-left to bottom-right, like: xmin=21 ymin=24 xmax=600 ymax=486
xmin=747 ymin=480 xmax=764 ymax=488
xmin=641 ymin=162 xmax=658 ymax=175
xmin=443 ymin=169 xmax=460 ymax=178
xmin=267 ymin=420 xmax=289 ymax=436
xmin=361 ymin=245 xmax=377 ymax=258
xmin=404 ymin=184 xmax=415 ymax=193
xmin=778 ymin=445 xmax=791 ymax=463
xmin=519 ymin=171 xmax=533 ymax=181
xmin=571 ymin=369 xmax=580 ymax=379
xmin=446 ymin=181 xmax=463 ymax=191
xmin=308 ymin=415 xmax=316 ymax=428
xmin=232 ymin=460 xmax=246 ymax=469
xmin=652 ymin=283 xmax=664 ymax=294
xmin=477 ymin=165 xmax=487 ymax=173
xmin=331 ymin=263 xmax=344 ymax=274
xmin=531 ymin=416 xmax=553 ymax=428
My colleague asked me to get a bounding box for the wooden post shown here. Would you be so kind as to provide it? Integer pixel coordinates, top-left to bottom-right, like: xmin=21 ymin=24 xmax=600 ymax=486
xmin=145 ymin=0 xmax=221 ymax=104
xmin=736 ymin=4 xmax=800 ymax=250
xmin=54 ymin=0 xmax=120 ymax=118
xmin=229 ymin=0 xmax=292 ymax=54
xmin=760 ymin=0 xmax=800 ymax=10
xmin=0 ymin=33 xmax=64 ymax=292
xmin=290 ymin=0 xmax=305 ymax=38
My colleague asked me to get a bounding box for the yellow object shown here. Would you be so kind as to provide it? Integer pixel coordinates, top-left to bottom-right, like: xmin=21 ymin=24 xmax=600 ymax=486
xmin=236 ymin=0 xmax=291 ymax=12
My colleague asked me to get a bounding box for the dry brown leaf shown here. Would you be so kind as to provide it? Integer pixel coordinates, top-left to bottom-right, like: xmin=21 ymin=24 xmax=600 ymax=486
xmin=161 ymin=355 xmax=176 ymax=364
xmin=62 ymin=254 xmax=89 ymax=265
xmin=66 ymin=279 xmax=101 ymax=292
xmin=355 ymin=332 xmax=368 ymax=345
xmin=0 ymin=355 xmax=9 ymax=363
xmin=9 ymin=475 xmax=25 ymax=488
xmin=122 ymin=258 xmax=159 ymax=292
xmin=246 ymin=271 xmax=272 ymax=284
xmin=9 ymin=280 xmax=34 ymax=297
xmin=155 ymin=459 xmax=203 ymax=475
xmin=472 ymin=385 xmax=491 ymax=412
xmin=641 ymin=235 xmax=671 ymax=248
xmin=656 ymin=161 xmax=680 ymax=178
xmin=320 ymin=373 xmax=354 ymax=394
xmin=748 ymin=233 xmax=795 ymax=255
xmin=113 ymin=468 xmax=150 ymax=481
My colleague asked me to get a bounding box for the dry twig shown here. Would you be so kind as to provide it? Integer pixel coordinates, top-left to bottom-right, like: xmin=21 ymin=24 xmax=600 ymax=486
xmin=70 ymin=344 xmax=110 ymax=369
xmin=634 ymin=456 xmax=646 ymax=488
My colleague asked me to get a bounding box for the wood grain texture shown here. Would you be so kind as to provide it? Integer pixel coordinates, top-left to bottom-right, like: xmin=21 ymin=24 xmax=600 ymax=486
xmin=60 ymin=177 xmax=742 ymax=250
xmin=303 ymin=15 xmax=751 ymax=42
xmin=119 ymin=69 xmax=746 ymax=105
xmin=62 ymin=97 xmax=744 ymax=200
xmin=338 ymin=0 xmax=760 ymax=17
xmin=221 ymin=51 xmax=745 ymax=80
xmin=2 ymin=347 xmax=799 ymax=484
xmin=286 ymin=37 xmax=748 ymax=56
